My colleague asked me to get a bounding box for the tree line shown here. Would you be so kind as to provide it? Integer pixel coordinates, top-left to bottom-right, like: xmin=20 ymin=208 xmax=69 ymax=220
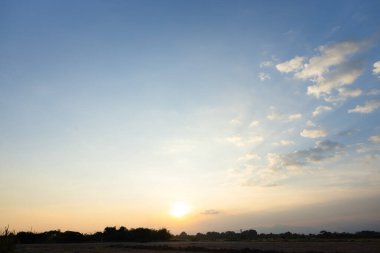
xmin=2 ymin=226 xmax=380 ymax=244
xmin=15 ymin=227 xmax=171 ymax=244
xmin=175 ymin=230 xmax=380 ymax=241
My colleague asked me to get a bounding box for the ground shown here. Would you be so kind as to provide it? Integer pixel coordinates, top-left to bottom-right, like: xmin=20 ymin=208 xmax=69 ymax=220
xmin=15 ymin=240 xmax=380 ymax=253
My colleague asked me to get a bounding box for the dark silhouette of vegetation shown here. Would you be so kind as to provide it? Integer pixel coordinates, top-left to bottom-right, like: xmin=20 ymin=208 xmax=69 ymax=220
xmin=16 ymin=226 xmax=172 ymax=244
xmin=173 ymin=229 xmax=380 ymax=241
xmin=0 ymin=226 xmax=16 ymax=253
xmin=11 ymin=226 xmax=380 ymax=244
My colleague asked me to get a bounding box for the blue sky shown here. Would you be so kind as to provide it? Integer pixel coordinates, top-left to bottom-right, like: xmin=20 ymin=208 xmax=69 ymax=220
xmin=1 ymin=0 xmax=380 ymax=234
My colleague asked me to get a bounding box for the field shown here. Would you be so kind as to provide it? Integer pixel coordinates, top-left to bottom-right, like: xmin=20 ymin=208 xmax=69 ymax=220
xmin=15 ymin=240 xmax=380 ymax=253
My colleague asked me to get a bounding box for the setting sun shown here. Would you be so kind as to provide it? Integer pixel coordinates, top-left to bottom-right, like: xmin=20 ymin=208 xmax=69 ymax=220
xmin=170 ymin=202 xmax=190 ymax=218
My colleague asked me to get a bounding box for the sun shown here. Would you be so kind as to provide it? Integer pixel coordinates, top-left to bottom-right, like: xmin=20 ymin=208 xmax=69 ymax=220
xmin=170 ymin=201 xmax=190 ymax=218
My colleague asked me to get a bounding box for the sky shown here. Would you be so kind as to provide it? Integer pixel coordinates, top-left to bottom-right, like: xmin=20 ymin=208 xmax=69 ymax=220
xmin=1 ymin=0 xmax=380 ymax=234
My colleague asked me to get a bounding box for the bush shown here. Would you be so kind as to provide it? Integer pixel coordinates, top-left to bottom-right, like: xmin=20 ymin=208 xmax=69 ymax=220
xmin=0 ymin=226 xmax=16 ymax=253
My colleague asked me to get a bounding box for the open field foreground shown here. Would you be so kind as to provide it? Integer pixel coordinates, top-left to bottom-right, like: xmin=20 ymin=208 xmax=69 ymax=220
xmin=15 ymin=241 xmax=380 ymax=253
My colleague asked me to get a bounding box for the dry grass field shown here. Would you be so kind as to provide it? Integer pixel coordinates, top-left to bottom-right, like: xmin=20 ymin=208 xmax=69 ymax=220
xmin=15 ymin=241 xmax=380 ymax=253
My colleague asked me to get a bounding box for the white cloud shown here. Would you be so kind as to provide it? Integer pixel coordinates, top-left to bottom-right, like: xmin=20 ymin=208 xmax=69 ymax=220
xmin=273 ymin=140 xmax=295 ymax=146
xmin=267 ymin=111 xmax=283 ymax=121
xmin=306 ymin=66 xmax=362 ymax=98
xmin=226 ymin=135 xmax=244 ymax=147
xmin=338 ymin=88 xmax=362 ymax=97
xmin=373 ymin=61 xmax=380 ymax=76
xmin=300 ymin=128 xmax=328 ymax=138
xmin=276 ymin=41 xmax=366 ymax=99
xmin=296 ymin=42 xmax=361 ymax=80
xmin=249 ymin=120 xmax=260 ymax=128
xmin=288 ymin=113 xmax=302 ymax=121
xmin=312 ymin=106 xmax=332 ymax=116
xmin=258 ymin=72 xmax=271 ymax=81
xmin=226 ymin=134 xmax=264 ymax=147
xmin=276 ymin=56 xmax=304 ymax=73
xmin=369 ymin=135 xmax=380 ymax=143
xmin=267 ymin=111 xmax=302 ymax=122
xmin=247 ymin=136 xmax=264 ymax=144
xmin=260 ymin=61 xmax=273 ymax=68
xmin=325 ymin=88 xmax=363 ymax=103
xmin=238 ymin=152 xmax=261 ymax=161
xmin=348 ymin=100 xmax=380 ymax=114
xmin=306 ymin=120 xmax=316 ymax=127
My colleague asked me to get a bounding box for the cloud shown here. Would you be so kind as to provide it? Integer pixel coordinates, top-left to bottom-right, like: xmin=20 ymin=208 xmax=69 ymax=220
xmin=288 ymin=113 xmax=302 ymax=121
xmin=373 ymin=61 xmax=380 ymax=76
xmin=306 ymin=120 xmax=316 ymax=127
xmin=295 ymin=42 xmax=361 ymax=80
xmin=337 ymin=129 xmax=359 ymax=137
xmin=267 ymin=111 xmax=283 ymax=121
xmin=278 ymin=140 xmax=344 ymax=169
xmin=226 ymin=135 xmax=244 ymax=147
xmin=367 ymin=89 xmax=380 ymax=96
xmin=234 ymin=140 xmax=344 ymax=187
xmin=306 ymin=65 xmax=362 ymax=98
xmin=249 ymin=120 xmax=260 ymax=128
xmin=312 ymin=106 xmax=332 ymax=116
xmin=348 ymin=100 xmax=380 ymax=113
xmin=239 ymin=152 xmax=261 ymax=161
xmin=247 ymin=136 xmax=264 ymax=144
xmin=276 ymin=41 xmax=366 ymax=99
xmin=300 ymin=128 xmax=328 ymax=138
xmin=266 ymin=109 xmax=301 ymax=122
xmin=258 ymin=72 xmax=271 ymax=81
xmin=230 ymin=117 xmax=242 ymax=126
xmin=369 ymin=135 xmax=380 ymax=143
xmin=276 ymin=56 xmax=304 ymax=73
xmin=338 ymin=88 xmax=362 ymax=97
xmin=260 ymin=61 xmax=273 ymax=68
xmin=273 ymin=140 xmax=295 ymax=146
xmin=226 ymin=134 xmax=264 ymax=147
xmin=201 ymin=209 xmax=220 ymax=215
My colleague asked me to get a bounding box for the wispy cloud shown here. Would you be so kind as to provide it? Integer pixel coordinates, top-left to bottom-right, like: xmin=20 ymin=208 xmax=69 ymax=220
xmin=367 ymin=89 xmax=380 ymax=96
xmin=249 ymin=120 xmax=260 ymax=128
xmin=260 ymin=61 xmax=273 ymax=68
xmin=226 ymin=134 xmax=244 ymax=147
xmin=258 ymin=72 xmax=271 ymax=81
xmin=288 ymin=113 xmax=302 ymax=121
xmin=239 ymin=152 xmax=261 ymax=161
xmin=226 ymin=134 xmax=264 ymax=147
xmin=325 ymin=88 xmax=363 ymax=103
xmin=348 ymin=100 xmax=380 ymax=113
xmin=306 ymin=120 xmax=316 ymax=127
xmin=369 ymin=135 xmax=380 ymax=143
xmin=236 ymin=140 xmax=344 ymax=187
xmin=274 ymin=140 xmax=344 ymax=169
xmin=300 ymin=128 xmax=328 ymax=138
xmin=307 ymin=65 xmax=362 ymax=98
xmin=276 ymin=41 xmax=366 ymax=98
xmin=201 ymin=209 xmax=220 ymax=215
xmin=273 ymin=140 xmax=295 ymax=146
xmin=230 ymin=117 xmax=242 ymax=126
xmin=266 ymin=108 xmax=302 ymax=122
xmin=312 ymin=106 xmax=332 ymax=116
xmin=276 ymin=56 xmax=304 ymax=73
xmin=267 ymin=111 xmax=283 ymax=121
xmin=373 ymin=61 xmax=380 ymax=77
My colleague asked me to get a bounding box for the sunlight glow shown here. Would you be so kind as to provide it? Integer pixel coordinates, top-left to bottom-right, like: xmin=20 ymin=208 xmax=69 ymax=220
xmin=170 ymin=202 xmax=190 ymax=218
